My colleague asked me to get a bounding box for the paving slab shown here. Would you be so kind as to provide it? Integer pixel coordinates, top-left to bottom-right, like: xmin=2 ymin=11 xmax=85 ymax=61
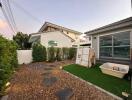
xmin=55 ymin=88 xmax=73 ymax=100
xmin=42 ymin=76 xmax=58 ymax=86
xmin=41 ymin=72 xmax=51 ymax=76
xmin=44 ymin=67 xmax=53 ymax=70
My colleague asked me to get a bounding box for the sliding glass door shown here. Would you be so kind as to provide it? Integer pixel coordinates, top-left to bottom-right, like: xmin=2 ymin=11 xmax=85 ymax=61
xmin=99 ymin=31 xmax=130 ymax=60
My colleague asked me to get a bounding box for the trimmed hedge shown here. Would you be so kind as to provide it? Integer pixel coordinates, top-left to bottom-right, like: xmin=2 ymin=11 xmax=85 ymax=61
xmin=47 ymin=47 xmax=77 ymax=62
xmin=0 ymin=36 xmax=18 ymax=96
xmin=62 ymin=47 xmax=69 ymax=60
xmin=48 ymin=47 xmax=56 ymax=62
xmin=68 ymin=48 xmax=77 ymax=60
xmin=32 ymin=45 xmax=77 ymax=62
xmin=56 ymin=48 xmax=62 ymax=61
xmin=32 ymin=43 xmax=47 ymax=62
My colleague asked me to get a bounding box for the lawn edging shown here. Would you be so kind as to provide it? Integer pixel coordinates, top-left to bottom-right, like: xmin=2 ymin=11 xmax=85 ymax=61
xmin=62 ymin=69 xmax=123 ymax=100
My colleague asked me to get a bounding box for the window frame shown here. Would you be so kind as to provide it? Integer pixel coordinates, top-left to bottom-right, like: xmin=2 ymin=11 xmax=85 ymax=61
xmin=99 ymin=31 xmax=130 ymax=60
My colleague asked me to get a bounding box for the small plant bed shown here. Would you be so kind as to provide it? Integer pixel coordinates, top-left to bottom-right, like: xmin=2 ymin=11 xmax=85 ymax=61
xmin=63 ymin=64 xmax=131 ymax=97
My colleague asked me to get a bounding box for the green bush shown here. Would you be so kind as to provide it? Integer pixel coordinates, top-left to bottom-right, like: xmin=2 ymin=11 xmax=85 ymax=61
xmin=68 ymin=47 xmax=77 ymax=60
xmin=48 ymin=47 xmax=56 ymax=62
xmin=0 ymin=36 xmax=18 ymax=95
xmin=32 ymin=43 xmax=47 ymax=62
xmin=62 ymin=47 xmax=69 ymax=60
xmin=56 ymin=48 xmax=62 ymax=61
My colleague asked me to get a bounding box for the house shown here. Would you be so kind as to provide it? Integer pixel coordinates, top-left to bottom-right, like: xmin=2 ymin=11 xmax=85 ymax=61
xmin=85 ymin=17 xmax=132 ymax=64
xmin=29 ymin=22 xmax=82 ymax=47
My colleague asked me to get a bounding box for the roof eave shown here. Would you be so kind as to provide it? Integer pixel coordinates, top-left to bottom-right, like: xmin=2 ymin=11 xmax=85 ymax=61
xmin=85 ymin=17 xmax=132 ymax=35
xmin=38 ymin=22 xmax=82 ymax=34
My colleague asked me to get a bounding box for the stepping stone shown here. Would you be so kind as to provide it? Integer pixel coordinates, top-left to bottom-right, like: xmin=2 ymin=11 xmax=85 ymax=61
xmin=42 ymin=76 xmax=58 ymax=86
xmin=55 ymin=88 xmax=73 ymax=100
xmin=41 ymin=72 xmax=51 ymax=76
xmin=49 ymin=65 xmax=55 ymax=67
xmin=44 ymin=67 xmax=53 ymax=70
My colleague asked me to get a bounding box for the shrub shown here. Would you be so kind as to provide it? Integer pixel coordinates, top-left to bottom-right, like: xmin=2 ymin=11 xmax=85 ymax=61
xmin=62 ymin=47 xmax=69 ymax=60
xmin=0 ymin=36 xmax=18 ymax=95
xmin=56 ymin=48 xmax=62 ymax=61
xmin=48 ymin=47 xmax=56 ymax=62
xmin=68 ymin=47 xmax=77 ymax=60
xmin=32 ymin=43 xmax=47 ymax=62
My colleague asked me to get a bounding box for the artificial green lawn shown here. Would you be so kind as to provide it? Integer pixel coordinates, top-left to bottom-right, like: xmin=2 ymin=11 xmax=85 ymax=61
xmin=63 ymin=64 xmax=131 ymax=97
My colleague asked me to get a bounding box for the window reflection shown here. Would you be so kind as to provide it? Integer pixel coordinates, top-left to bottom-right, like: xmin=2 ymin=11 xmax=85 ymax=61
xmin=99 ymin=31 xmax=130 ymax=59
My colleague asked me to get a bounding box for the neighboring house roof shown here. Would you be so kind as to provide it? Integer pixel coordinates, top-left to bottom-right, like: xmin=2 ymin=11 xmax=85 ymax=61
xmin=85 ymin=17 xmax=132 ymax=35
xmin=38 ymin=22 xmax=82 ymax=34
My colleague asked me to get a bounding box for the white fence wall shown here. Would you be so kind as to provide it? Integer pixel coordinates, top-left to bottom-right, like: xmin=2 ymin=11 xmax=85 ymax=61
xmin=17 ymin=50 xmax=32 ymax=64
xmin=76 ymin=47 xmax=89 ymax=67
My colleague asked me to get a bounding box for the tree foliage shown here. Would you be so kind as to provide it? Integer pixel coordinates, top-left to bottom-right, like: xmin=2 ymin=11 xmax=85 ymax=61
xmin=0 ymin=36 xmax=18 ymax=95
xmin=48 ymin=47 xmax=56 ymax=62
xmin=13 ymin=32 xmax=31 ymax=50
xmin=68 ymin=48 xmax=77 ymax=60
xmin=56 ymin=48 xmax=62 ymax=61
xmin=62 ymin=47 xmax=69 ymax=60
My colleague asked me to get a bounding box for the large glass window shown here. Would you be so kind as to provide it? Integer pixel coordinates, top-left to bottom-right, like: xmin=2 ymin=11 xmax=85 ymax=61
xmin=99 ymin=31 xmax=130 ymax=59
xmin=100 ymin=35 xmax=112 ymax=46
xmin=100 ymin=47 xmax=112 ymax=57
xmin=113 ymin=46 xmax=130 ymax=58
xmin=113 ymin=32 xmax=130 ymax=46
xmin=100 ymin=35 xmax=112 ymax=57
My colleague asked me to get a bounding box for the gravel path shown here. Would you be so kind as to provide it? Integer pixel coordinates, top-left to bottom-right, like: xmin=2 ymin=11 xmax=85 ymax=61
xmin=7 ymin=61 xmax=116 ymax=100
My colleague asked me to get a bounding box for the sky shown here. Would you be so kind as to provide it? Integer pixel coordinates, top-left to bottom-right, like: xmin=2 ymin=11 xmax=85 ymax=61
xmin=0 ymin=0 xmax=131 ymax=39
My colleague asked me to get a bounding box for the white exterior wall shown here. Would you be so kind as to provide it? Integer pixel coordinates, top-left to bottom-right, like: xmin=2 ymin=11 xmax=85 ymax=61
xmin=40 ymin=31 xmax=73 ymax=47
xmin=63 ymin=30 xmax=79 ymax=40
xmin=17 ymin=50 xmax=32 ymax=64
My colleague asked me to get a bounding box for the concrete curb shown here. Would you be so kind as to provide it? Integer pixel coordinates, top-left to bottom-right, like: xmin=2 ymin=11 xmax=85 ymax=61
xmin=62 ymin=70 xmax=123 ymax=100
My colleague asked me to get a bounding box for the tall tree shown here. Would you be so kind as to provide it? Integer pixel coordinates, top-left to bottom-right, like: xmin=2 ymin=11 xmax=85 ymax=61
xmin=13 ymin=32 xmax=31 ymax=49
